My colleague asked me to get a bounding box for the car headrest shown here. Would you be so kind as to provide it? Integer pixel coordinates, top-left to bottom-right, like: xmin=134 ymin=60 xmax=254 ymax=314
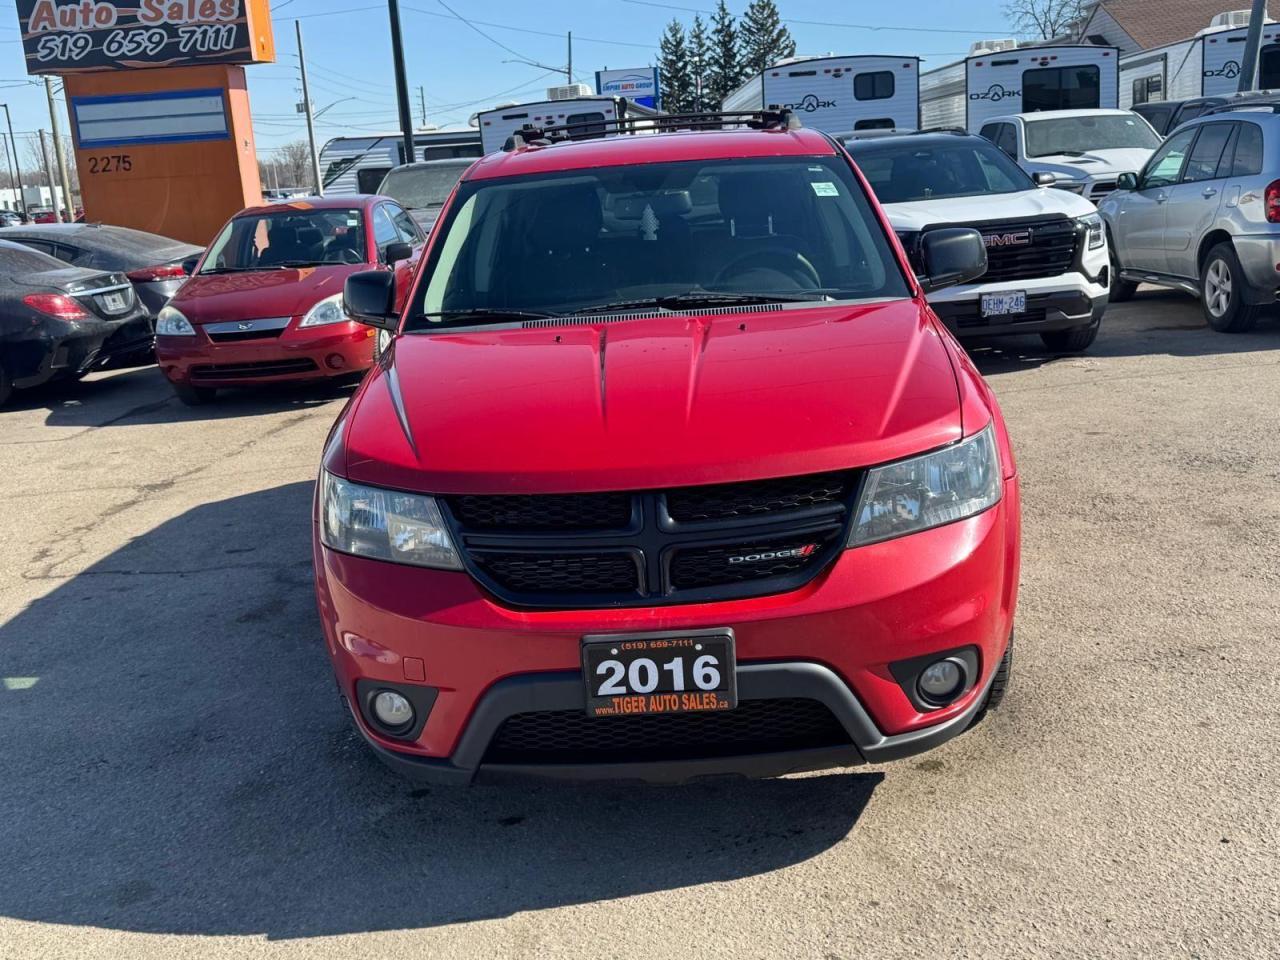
xmin=267 ymin=225 xmax=299 ymax=247
xmin=719 ymin=172 xmax=788 ymax=237
xmin=296 ymin=226 xmax=325 ymax=249
xmin=527 ymin=184 xmax=602 ymax=253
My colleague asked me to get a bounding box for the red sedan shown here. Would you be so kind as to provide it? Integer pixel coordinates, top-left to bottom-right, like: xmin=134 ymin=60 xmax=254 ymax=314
xmin=155 ymin=195 xmax=424 ymax=404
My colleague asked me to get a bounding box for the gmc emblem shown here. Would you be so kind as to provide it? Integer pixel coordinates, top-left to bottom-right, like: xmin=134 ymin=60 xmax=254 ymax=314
xmin=728 ymin=545 xmax=819 ymax=565
xmin=983 ymin=231 xmax=1031 ymax=248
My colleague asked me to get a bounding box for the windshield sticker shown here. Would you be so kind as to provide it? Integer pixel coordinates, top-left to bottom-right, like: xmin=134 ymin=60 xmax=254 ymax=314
xmin=810 ymin=182 xmax=839 ymax=197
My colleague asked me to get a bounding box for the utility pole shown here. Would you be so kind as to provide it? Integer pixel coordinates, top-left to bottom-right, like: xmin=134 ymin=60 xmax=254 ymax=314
xmin=1238 ymin=0 xmax=1269 ymax=92
xmin=388 ymin=0 xmax=416 ymax=164
xmin=1 ymin=105 xmax=25 ymax=221
xmin=567 ymin=32 xmax=573 ymax=84
xmin=296 ymin=20 xmax=323 ymax=196
xmin=0 ymin=132 xmax=15 ymax=217
xmin=43 ymin=79 xmax=73 ymax=221
xmin=418 ymin=85 xmax=427 ymax=127
xmin=38 ymin=129 xmax=58 ymax=219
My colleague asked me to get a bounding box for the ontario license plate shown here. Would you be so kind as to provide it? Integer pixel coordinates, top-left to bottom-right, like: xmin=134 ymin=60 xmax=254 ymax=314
xmin=581 ymin=630 xmax=737 ymax=718
xmin=103 ymin=292 xmax=126 ymax=312
xmin=980 ymin=290 xmax=1027 ymax=317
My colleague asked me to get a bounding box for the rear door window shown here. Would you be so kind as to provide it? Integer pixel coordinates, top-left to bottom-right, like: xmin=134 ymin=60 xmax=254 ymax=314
xmin=372 ymin=205 xmax=399 ymax=257
xmin=1181 ymin=123 xmax=1234 ymax=182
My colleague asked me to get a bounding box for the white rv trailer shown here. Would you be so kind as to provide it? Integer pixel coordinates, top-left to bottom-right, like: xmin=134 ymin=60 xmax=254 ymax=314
xmin=317 ymin=129 xmax=482 ymax=196
xmin=1119 ymin=21 xmax=1280 ymax=108
xmin=921 ymin=44 xmax=1120 ymax=131
xmin=721 ymin=55 xmax=921 ymax=131
xmin=475 ymin=96 xmax=658 ymax=154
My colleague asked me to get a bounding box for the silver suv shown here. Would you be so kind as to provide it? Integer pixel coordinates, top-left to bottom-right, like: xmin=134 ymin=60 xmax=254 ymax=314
xmin=1097 ymin=110 xmax=1279 ymax=332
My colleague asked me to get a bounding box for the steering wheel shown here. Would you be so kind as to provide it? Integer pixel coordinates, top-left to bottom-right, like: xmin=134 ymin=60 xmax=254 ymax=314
xmin=713 ymin=246 xmax=821 ymax=290
xmin=336 ymin=247 xmax=364 ymax=265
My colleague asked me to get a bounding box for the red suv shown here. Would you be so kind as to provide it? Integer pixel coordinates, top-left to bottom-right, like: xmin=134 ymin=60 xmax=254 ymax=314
xmin=315 ymin=113 xmax=1019 ymax=784
xmin=155 ymin=196 xmax=423 ymax=405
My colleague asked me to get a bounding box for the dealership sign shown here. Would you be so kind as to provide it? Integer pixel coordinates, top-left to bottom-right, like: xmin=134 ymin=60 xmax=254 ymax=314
xmin=595 ymin=67 xmax=660 ymax=109
xmin=16 ymin=0 xmax=275 ymax=74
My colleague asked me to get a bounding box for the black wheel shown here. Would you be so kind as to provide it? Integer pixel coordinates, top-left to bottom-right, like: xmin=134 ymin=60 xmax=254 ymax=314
xmin=0 ymin=363 xmax=11 ymax=408
xmin=173 ymin=382 xmax=215 ymax=406
xmin=1040 ymin=322 xmax=1099 ymax=353
xmin=1108 ymin=238 xmax=1138 ymax=303
xmin=1201 ymin=242 xmax=1262 ymax=333
xmin=984 ymin=639 xmax=1012 ymax=712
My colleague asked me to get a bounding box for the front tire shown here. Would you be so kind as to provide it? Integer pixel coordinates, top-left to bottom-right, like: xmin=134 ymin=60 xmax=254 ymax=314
xmin=984 ymin=640 xmax=1012 ymax=712
xmin=1040 ymin=322 xmax=1099 ymax=353
xmin=0 ymin=364 xmax=11 ymax=408
xmin=1201 ymin=242 xmax=1262 ymax=333
xmin=1109 ymin=238 xmax=1138 ymax=303
xmin=173 ymin=382 xmax=215 ymax=406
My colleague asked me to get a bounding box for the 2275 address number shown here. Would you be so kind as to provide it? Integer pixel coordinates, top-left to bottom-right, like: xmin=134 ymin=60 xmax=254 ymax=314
xmin=87 ymin=155 xmax=133 ymax=175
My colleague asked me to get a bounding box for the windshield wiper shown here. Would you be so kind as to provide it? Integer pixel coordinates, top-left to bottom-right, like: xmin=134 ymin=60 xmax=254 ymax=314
xmin=276 ymin=259 xmax=330 ymax=268
xmin=574 ymin=291 xmax=831 ymax=316
xmin=415 ymin=307 xmax=562 ymax=323
xmin=198 ymin=265 xmax=286 ymax=275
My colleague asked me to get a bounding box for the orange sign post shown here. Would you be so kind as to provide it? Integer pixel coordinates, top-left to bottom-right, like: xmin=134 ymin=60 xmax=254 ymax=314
xmin=16 ymin=0 xmax=276 ymax=246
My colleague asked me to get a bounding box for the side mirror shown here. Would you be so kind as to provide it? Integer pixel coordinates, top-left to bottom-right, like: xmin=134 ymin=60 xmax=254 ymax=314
xmin=1116 ymin=172 xmax=1139 ymax=191
xmin=344 ymin=270 xmax=399 ymax=331
xmin=1033 ymin=171 xmax=1057 ymax=186
xmin=384 ymin=241 xmax=413 ymax=265
xmin=181 ymin=254 xmax=202 ymax=275
xmin=918 ymin=228 xmax=987 ymax=293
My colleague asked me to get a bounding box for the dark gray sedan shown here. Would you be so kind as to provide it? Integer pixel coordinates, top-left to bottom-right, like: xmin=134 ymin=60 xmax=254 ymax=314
xmin=0 ymin=223 xmax=201 ymax=331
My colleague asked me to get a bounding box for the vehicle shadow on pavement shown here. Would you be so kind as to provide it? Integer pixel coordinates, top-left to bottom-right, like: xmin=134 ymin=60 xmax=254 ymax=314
xmin=968 ymin=290 xmax=1280 ymax=376
xmin=0 ymin=481 xmax=881 ymax=940
xmin=4 ymin=367 xmax=359 ymax=429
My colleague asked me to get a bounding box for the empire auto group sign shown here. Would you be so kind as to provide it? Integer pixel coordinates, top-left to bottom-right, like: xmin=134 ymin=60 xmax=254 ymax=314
xmin=17 ymin=1 xmax=274 ymax=73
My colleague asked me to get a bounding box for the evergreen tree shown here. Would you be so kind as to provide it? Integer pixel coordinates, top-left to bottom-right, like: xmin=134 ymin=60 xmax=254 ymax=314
xmin=687 ymin=14 xmax=712 ymax=112
xmin=740 ymin=0 xmax=795 ymax=76
xmin=658 ymin=18 xmax=693 ymax=113
xmin=707 ymin=0 xmax=743 ymax=109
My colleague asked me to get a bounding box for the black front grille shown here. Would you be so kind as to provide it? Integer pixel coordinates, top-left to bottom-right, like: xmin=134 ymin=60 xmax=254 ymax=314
xmin=448 ymin=492 xmax=632 ymax=531
xmin=484 ymin=698 xmax=851 ymax=765
xmin=207 ymin=329 xmax=285 ymax=343
xmin=471 ymin=551 xmax=640 ymax=595
xmin=973 ymin=216 xmax=1080 ymax=283
xmin=189 ymin=358 xmax=318 ymax=380
xmin=665 ymin=472 xmax=850 ymax=522
xmin=442 ymin=471 xmax=858 ymax=608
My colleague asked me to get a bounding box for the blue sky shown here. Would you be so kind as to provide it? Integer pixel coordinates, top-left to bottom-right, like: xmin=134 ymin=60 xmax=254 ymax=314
xmin=0 ymin=0 xmax=1017 ymax=163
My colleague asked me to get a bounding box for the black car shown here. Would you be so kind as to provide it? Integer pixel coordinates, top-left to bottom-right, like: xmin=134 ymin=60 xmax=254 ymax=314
xmin=0 ymin=240 xmax=152 ymax=407
xmin=1133 ymin=90 xmax=1280 ymax=135
xmin=0 ymin=223 xmax=201 ymax=345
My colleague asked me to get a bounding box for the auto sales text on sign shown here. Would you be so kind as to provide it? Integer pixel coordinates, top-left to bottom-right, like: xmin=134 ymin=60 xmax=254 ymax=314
xmin=16 ymin=0 xmax=275 ymax=74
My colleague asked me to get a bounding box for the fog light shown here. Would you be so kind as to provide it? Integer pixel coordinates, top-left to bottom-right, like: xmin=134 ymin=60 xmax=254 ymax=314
xmin=918 ymin=658 xmax=965 ymax=703
xmin=372 ymin=690 xmax=414 ymax=729
xmin=326 ymin=352 xmax=346 ymax=370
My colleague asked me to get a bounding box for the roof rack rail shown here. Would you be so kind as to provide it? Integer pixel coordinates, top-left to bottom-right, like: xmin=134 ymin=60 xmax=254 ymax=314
xmin=502 ymin=108 xmax=802 ymax=151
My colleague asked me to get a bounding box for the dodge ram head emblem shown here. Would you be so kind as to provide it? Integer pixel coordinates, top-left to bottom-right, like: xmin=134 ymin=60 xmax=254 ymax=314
xmin=983 ymin=231 xmax=1032 ymax=248
xmin=728 ymin=545 xmax=820 ymax=564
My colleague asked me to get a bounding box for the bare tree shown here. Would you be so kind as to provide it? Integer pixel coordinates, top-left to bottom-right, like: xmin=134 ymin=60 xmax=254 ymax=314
xmin=1003 ymin=0 xmax=1087 ymax=40
xmin=259 ymin=141 xmax=314 ymax=191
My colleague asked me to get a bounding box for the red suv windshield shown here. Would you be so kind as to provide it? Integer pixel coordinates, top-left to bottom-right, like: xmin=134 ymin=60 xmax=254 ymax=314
xmin=408 ymin=155 xmax=910 ymax=327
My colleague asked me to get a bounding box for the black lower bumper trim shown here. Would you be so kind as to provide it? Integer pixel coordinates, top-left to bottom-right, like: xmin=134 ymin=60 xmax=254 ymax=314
xmin=933 ymin=289 xmax=1107 ymax=338
xmin=351 ymin=657 xmax=1002 ymax=785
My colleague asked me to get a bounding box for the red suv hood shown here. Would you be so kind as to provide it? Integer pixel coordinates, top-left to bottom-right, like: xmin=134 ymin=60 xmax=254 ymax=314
xmin=174 ymin=265 xmax=360 ymax=323
xmin=342 ymin=300 xmax=962 ymax=494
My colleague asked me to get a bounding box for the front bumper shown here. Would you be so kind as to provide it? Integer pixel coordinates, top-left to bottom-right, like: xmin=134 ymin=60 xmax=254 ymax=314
xmin=157 ymin=320 xmax=376 ymax=387
xmin=314 ymin=482 xmax=1021 ymax=784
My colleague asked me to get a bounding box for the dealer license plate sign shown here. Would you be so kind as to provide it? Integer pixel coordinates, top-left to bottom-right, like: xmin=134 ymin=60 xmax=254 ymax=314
xmin=581 ymin=630 xmax=737 ymax=717
xmin=980 ymin=290 xmax=1026 ymax=317
xmin=102 ymin=292 xmax=126 ymax=313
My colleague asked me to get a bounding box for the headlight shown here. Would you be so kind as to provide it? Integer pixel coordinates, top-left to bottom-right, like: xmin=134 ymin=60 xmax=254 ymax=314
xmin=320 ymin=471 xmax=462 ymax=570
xmin=849 ymin=425 xmax=1001 ymax=547
xmin=299 ymin=293 xmax=350 ymax=328
xmin=156 ymin=305 xmax=195 ymax=336
xmin=1077 ymin=212 xmax=1105 ymax=250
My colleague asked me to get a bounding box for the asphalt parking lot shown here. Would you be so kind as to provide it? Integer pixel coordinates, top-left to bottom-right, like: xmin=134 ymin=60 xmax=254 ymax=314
xmin=2 ymin=289 xmax=1278 ymax=959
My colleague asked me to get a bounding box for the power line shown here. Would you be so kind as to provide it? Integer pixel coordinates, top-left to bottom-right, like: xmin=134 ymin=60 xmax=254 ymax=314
xmin=619 ymin=0 xmax=1006 ymax=34
xmin=401 ymin=4 xmax=656 ymax=50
